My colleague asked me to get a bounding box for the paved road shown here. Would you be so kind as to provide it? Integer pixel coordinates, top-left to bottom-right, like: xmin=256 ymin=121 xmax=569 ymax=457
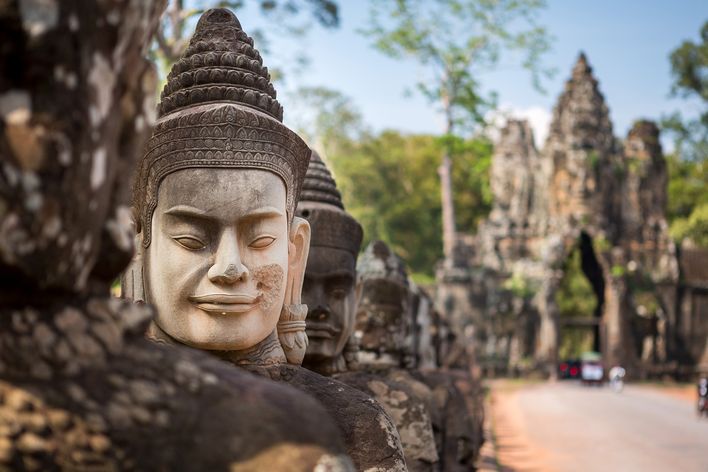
xmin=494 ymin=381 xmax=708 ymax=472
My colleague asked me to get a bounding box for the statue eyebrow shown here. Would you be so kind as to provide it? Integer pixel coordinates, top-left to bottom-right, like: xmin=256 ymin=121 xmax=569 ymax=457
xmin=164 ymin=205 xmax=211 ymax=219
xmin=239 ymin=206 xmax=284 ymax=223
xmin=163 ymin=205 xmax=283 ymax=224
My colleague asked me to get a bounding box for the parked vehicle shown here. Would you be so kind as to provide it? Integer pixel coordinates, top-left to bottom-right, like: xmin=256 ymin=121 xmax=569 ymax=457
xmin=580 ymin=352 xmax=603 ymax=385
xmin=559 ymin=359 xmax=581 ymax=379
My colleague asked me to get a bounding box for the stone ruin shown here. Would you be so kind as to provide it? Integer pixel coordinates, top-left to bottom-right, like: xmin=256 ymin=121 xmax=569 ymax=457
xmin=437 ymin=53 xmax=708 ymax=378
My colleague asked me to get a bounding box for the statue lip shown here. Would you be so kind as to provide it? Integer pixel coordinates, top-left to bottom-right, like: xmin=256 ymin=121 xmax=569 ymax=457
xmin=306 ymin=322 xmax=340 ymax=338
xmin=189 ymin=293 xmax=260 ymax=313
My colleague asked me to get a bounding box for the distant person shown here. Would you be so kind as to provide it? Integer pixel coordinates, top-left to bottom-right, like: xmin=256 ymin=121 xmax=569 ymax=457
xmin=698 ymin=377 xmax=708 ymax=417
xmin=609 ymin=365 xmax=626 ymax=392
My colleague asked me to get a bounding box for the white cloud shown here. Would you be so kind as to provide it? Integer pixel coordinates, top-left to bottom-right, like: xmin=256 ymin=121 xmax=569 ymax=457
xmin=486 ymin=105 xmax=552 ymax=149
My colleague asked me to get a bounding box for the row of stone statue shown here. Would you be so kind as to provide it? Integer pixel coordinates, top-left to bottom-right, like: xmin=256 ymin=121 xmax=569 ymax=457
xmin=0 ymin=4 xmax=482 ymax=471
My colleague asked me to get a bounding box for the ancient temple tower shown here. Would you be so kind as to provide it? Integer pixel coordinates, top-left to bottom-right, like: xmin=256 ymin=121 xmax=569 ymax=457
xmin=439 ymin=52 xmax=684 ymax=377
xmin=544 ymin=52 xmax=621 ymax=237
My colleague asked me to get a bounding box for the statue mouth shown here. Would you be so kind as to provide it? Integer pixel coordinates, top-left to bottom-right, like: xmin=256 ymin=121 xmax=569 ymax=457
xmin=306 ymin=322 xmax=340 ymax=339
xmin=189 ymin=293 xmax=260 ymax=314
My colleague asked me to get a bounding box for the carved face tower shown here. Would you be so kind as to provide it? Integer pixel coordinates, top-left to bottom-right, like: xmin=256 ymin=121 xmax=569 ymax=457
xmin=296 ymin=151 xmax=363 ymax=374
xmin=131 ymin=9 xmax=311 ymax=361
xmin=355 ymin=241 xmax=414 ymax=366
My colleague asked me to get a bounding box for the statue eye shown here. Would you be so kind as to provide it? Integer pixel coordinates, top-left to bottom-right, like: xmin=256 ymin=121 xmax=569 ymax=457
xmin=173 ymin=235 xmax=206 ymax=250
xmin=249 ymin=235 xmax=276 ymax=249
xmin=330 ymin=288 xmax=347 ymax=299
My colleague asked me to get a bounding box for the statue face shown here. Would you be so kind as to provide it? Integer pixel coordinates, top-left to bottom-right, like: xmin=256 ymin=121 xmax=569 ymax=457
xmin=302 ymin=246 xmax=357 ymax=361
xmin=144 ymin=168 xmax=291 ymax=351
xmin=356 ymin=281 xmax=411 ymax=354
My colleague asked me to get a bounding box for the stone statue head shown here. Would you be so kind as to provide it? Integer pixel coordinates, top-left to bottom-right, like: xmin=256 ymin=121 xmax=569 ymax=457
xmin=355 ymin=241 xmax=414 ymax=367
xmin=296 ymin=151 xmax=363 ymax=374
xmin=128 ymin=9 xmax=311 ymax=363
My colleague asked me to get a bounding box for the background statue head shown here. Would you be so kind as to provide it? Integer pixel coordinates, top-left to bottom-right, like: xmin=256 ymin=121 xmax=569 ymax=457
xmin=129 ymin=9 xmax=311 ymax=363
xmin=296 ymin=151 xmax=363 ymax=374
xmin=355 ymin=240 xmax=415 ymax=367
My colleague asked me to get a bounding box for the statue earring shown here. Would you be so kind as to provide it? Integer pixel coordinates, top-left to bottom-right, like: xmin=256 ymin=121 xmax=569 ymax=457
xmin=277 ymin=303 xmax=308 ymax=365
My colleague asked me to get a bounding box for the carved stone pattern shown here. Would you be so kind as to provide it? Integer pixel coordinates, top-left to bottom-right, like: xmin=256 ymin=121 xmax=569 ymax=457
xmin=159 ymin=85 xmax=282 ymax=120
xmin=164 ymin=67 xmax=277 ymax=98
xmin=299 ymin=152 xmax=344 ymax=209
xmin=168 ymin=51 xmax=270 ymax=88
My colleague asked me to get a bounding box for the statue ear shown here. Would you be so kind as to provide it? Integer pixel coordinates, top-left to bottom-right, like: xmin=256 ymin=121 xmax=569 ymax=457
xmin=285 ymin=216 xmax=311 ymax=305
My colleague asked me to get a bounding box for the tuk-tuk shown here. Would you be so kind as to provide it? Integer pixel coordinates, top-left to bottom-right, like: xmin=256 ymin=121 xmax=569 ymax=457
xmin=580 ymin=351 xmax=603 ymax=385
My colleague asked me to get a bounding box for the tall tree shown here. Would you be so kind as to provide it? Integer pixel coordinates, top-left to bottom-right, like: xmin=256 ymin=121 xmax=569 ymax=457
xmin=361 ymin=0 xmax=552 ymax=265
xmin=153 ymin=0 xmax=339 ymax=79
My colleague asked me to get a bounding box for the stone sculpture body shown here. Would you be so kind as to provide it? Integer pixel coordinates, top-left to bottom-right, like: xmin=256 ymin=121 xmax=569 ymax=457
xmin=126 ymin=9 xmax=405 ymax=471
xmin=409 ymin=288 xmax=483 ymax=470
xmin=0 ymin=2 xmax=353 ymax=471
xmin=335 ymin=241 xmax=440 ymax=472
xmin=297 ymin=151 xmax=408 ymax=470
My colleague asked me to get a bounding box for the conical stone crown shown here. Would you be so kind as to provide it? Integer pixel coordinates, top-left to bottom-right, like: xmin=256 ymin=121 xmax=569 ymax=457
xmin=159 ymin=8 xmax=282 ymax=120
xmin=300 ymin=150 xmax=344 ymax=209
xmin=296 ymin=150 xmax=362 ymax=255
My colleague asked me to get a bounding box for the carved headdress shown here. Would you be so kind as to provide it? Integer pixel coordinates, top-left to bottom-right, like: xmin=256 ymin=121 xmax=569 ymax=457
xmin=296 ymin=150 xmax=363 ymax=255
xmin=134 ymin=8 xmax=310 ymax=246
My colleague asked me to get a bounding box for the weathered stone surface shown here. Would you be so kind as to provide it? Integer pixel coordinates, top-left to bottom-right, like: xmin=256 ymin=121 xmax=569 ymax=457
xmin=411 ymin=286 xmax=485 ymax=469
xmin=0 ymin=300 xmax=353 ymax=470
xmin=345 ymin=241 xmax=444 ymax=471
xmin=336 ymin=368 xmax=438 ymax=472
xmin=249 ymin=364 xmax=407 ymax=472
xmin=0 ymin=3 xmax=352 ymax=469
xmin=413 ymin=370 xmax=481 ymax=471
xmin=291 ymin=153 xmax=408 ymax=470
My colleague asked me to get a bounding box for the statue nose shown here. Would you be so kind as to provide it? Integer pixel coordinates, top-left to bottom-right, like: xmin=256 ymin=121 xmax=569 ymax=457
xmin=208 ymin=230 xmax=249 ymax=284
xmin=310 ymin=305 xmax=331 ymax=321
xmin=209 ymin=263 xmax=248 ymax=285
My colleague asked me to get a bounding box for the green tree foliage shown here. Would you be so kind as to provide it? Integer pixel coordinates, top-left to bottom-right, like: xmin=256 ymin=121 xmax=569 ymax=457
xmin=327 ymin=131 xmax=493 ymax=276
xmin=663 ymin=21 xmax=708 ymax=247
xmin=667 ymin=155 xmax=708 ymax=245
xmin=152 ymin=0 xmax=339 ymax=80
xmin=556 ymin=248 xmax=596 ymax=359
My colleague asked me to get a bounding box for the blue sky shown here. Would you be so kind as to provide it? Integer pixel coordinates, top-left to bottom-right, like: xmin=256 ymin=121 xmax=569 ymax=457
xmin=241 ymin=1 xmax=707 ymax=148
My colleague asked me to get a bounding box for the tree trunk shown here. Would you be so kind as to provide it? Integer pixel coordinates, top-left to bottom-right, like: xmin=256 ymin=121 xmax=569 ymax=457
xmin=439 ymin=151 xmax=456 ymax=266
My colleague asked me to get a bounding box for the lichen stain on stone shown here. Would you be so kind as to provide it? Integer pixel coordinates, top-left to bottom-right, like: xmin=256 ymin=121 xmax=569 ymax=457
xmin=88 ymin=53 xmax=116 ymax=127
xmin=68 ymin=13 xmax=79 ymax=32
xmin=377 ymin=412 xmax=402 ymax=453
xmin=106 ymin=9 xmax=121 ymax=26
xmin=0 ymin=90 xmax=45 ymax=171
xmin=90 ymin=148 xmax=107 ymax=190
xmin=252 ymin=264 xmax=285 ymax=312
xmin=19 ymin=0 xmax=58 ymax=37
xmin=105 ymin=205 xmax=134 ymax=252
